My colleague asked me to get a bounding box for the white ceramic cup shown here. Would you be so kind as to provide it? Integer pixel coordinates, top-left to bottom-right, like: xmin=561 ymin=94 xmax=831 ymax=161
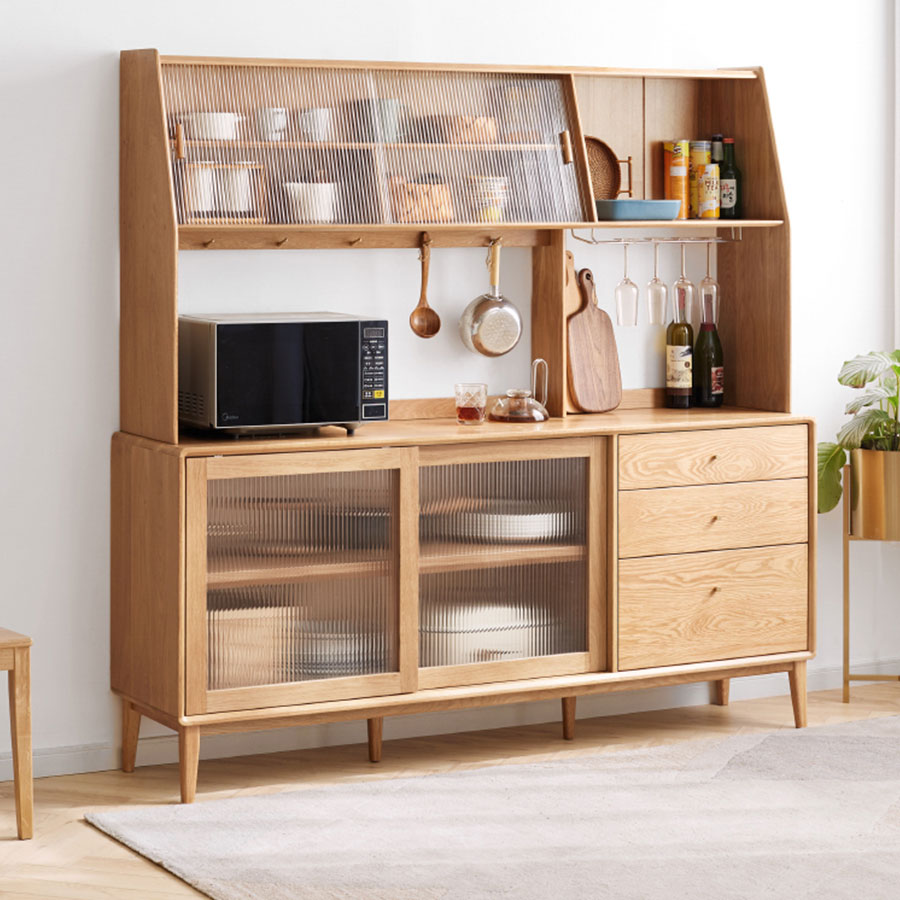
xmin=185 ymin=162 xmax=217 ymax=213
xmin=284 ymin=182 xmax=337 ymax=223
xmin=183 ymin=112 xmax=242 ymax=140
xmin=255 ymin=107 xmax=287 ymax=141
xmin=297 ymin=107 xmax=332 ymax=142
xmin=219 ymin=164 xmax=254 ymax=213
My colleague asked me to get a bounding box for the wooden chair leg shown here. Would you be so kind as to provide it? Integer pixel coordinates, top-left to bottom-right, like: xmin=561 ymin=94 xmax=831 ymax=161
xmin=713 ymin=678 xmax=730 ymax=706
xmin=8 ymin=647 xmax=33 ymax=840
xmin=179 ymin=727 xmax=200 ymax=803
xmin=121 ymin=700 xmax=141 ymax=773
xmin=788 ymin=661 xmax=807 ymax=729
xmin=561 ymin=696 xmax=576 ymax=741
xmin=367 ymin=717 xmax=383 ymax=763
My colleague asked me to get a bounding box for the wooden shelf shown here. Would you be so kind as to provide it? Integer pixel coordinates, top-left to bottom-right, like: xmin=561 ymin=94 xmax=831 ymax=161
xmin=170 ymin=408 xmax=811 ymax=459
xmin=172 ymin=138 xmax=557 ymax=152
xmin=420 ymin=542 xmax=585 ymax=574
xmin=207 ymin=556 xmax=388 ymax=588
xmin=178 ymin=219 xmax=782 ymax=250
xmin=578 ymin=219 xmax=783 ymax=229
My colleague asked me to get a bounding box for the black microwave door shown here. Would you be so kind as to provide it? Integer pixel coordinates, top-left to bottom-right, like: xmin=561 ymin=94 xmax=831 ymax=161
xmin=216 ymin=322 xmax=360 ymax=427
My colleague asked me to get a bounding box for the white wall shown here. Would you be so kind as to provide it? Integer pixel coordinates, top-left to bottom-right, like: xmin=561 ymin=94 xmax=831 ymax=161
xmin=0 ymin=0 xmax=896 ymax=779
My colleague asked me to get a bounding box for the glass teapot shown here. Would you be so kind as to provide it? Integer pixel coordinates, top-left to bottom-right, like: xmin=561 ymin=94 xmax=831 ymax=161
xmin=488 ymin=359 xmax=549 ymax=423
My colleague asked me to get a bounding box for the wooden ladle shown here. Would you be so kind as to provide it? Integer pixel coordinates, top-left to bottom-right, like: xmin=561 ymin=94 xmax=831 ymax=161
xmin=409 ymin=233 xmax=440 ymax=338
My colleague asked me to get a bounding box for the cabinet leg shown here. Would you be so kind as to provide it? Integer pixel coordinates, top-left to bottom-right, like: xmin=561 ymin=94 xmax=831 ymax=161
xmin=788 ymin=661 xmax=807 ymax=729
xmin=178 ymin=727 xmax=200 ymax=803
xmin=367 ymin=717 xmax=383 ymax=763
xmin=713 ymin=679 xmax=730 ymax=706
xmin=121 ymin=700 xmax=141 ymax=773
xmin=8 ymin=647 xmax=33 ymax=840
xmin=561 ymin=696 xmax=576 ymax=741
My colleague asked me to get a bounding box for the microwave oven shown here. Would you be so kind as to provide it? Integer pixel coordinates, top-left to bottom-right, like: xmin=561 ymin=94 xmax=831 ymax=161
xmin=177 ymin=312 xmax=388 ymax=435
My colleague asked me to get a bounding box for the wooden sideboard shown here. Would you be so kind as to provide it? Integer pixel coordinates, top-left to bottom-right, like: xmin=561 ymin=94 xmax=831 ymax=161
xmin=114 ymin=52 xmax=808 ymax=802
xmin=113 ymin=411 xmax=814 ymax=802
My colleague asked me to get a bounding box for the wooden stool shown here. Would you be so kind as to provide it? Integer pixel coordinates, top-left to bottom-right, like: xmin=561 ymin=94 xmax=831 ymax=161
xmin=1 ymin=628 xmax=32 ymax=839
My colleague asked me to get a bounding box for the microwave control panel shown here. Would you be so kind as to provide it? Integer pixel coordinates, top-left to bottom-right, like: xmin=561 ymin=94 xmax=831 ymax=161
xmin=360 ymin=322 xmax=389 ymax=420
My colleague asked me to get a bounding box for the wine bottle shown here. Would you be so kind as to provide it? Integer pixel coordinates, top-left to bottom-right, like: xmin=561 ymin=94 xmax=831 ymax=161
xmin=666 ymin=245 xmax=694 ymax=409
xmin=720 ymin=138 xmax=742 ymax=219
xmin=694 ymin=251 xmax=724 ymax=407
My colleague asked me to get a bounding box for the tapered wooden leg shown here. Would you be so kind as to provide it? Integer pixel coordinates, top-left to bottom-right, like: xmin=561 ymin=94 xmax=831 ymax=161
xmin=788 ymin=661 xmax=807 ymax=729
xmin=121 ymin=700 xmax=141 ymax=773
xmin=9 ymin=647 xmax=33 ymax=840
xmin=713 ymin=679 xmax=730 ymax=706
xmin=561 ymin=696 xmax=576 ymax=741
xmin=367 ymin=717 xmax=383 ymax=763
xmin=178 ymin=727 xmax=200 ymax=803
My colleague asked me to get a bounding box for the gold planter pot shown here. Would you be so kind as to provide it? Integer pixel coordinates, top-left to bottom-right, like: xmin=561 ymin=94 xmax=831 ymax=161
xmin=850 ymin=448 xmax=900 ymax=540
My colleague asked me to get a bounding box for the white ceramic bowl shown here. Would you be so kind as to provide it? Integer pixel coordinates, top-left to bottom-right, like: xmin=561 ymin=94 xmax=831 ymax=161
xmin=284 ymin=182 xmax=337 ymax=224
xmin=182 ymin=112 xmax=242 ymax=141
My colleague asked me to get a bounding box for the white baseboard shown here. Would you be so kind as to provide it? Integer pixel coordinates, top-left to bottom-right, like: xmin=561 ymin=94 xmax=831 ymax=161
xmin=2 ymin=657 xmax=899 ymax=783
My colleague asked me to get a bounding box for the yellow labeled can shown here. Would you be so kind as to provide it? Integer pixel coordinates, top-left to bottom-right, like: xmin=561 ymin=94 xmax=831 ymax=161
xmin=698 ymin=164 xmax=720 ymax=218
xmin=689 ymin=140 xmax=711 ymax=218
xmin=663 ymin=139 xmax=690 ymax=219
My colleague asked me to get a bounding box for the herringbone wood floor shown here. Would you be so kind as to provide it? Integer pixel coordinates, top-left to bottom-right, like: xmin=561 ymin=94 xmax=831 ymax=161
xmin=1 ymin=683 xmax=899 ymax=898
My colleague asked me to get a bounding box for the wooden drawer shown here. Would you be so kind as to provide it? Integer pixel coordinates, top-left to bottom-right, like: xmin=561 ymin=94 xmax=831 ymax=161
xmin=618 ymin=544 xmax=808 ymax=670
xmin=618 ymin=478 xmax=808 ymax=558
xmin=618 ymin=425 xmax=808 ymax=489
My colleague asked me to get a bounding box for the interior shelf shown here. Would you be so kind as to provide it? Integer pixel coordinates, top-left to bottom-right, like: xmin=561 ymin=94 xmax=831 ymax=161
xmin=419 ymin=542 xmax=586 ymax=574
xmin=207 ymin=556 xmax=389 ymax=588
xmin=206 ymin=543 xmax=586 ymax=587
xmin=173 ymin=139 xmax=559 ymax=152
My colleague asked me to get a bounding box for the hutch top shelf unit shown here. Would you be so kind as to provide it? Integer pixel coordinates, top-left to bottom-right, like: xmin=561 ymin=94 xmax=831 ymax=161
xmin=121 ymin=50 xmax=790 ymax=444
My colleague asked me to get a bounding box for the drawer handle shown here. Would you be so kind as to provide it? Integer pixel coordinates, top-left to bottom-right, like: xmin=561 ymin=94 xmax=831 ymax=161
xmin=711 ymin=586 xmax=721 ymax=594
xmin=710 ymin=515 xmax=719 ymax=523
xmin=709 ymin=454 xmax=718 ymax=462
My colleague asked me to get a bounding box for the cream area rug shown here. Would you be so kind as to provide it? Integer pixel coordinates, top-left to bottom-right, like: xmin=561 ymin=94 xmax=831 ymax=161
xmin=87 ymin=715 xmax=900 ymax=900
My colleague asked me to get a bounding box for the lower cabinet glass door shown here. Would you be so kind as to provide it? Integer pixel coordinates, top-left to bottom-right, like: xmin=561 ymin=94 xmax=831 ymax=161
xmin=417 ymin=439 xmax=604 ymax=688
xmin=185 ymin=448 xmax=417 ymax=714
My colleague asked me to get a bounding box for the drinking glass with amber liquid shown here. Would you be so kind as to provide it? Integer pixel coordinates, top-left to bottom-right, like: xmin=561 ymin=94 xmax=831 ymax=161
xmin=455 ymin=383 xmax=487 ymax=424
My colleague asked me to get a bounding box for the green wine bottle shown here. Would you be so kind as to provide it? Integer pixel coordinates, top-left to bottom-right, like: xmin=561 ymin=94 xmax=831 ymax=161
xmin=719 ymin=138 xmax=741 ymax=219
xmin=694 ymin=259 xmax=724 ymax=407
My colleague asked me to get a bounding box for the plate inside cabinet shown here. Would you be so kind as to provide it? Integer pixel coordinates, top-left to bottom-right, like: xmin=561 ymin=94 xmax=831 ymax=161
xmin=594 ymin=199 xmax=681 ymax=221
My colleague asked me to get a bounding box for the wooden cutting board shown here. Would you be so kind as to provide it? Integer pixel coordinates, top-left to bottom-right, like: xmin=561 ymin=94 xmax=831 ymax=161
xmin=566 ymin=265 xmax=622 ymax=413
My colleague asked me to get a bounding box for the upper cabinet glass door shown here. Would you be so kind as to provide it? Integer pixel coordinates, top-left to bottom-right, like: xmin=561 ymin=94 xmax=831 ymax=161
xmin=160 ymin=61 xmax=590 ymax=226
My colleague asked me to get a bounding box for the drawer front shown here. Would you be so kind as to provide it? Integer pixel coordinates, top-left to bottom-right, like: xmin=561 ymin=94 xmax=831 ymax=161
xmin=618 ymin=425 xmax=809 ymax=489
xmin=618 ymin=478 xmax=808 ymax=558
xmin=618 ymin=544 xmax=808 ymax=670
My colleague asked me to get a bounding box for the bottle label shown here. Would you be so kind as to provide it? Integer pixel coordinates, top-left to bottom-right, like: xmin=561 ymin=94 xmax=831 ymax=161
xmin=666 ymin=345 xmax=693 ymax=389
xmin=721 ymin=179 xmax=737 ymax=209
xmin=711 ymin=366 xmax=725 ymax=395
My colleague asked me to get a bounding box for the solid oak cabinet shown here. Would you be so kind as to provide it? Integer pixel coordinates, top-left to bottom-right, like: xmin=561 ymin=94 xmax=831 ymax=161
xmin=112 ymin=415 xmax=814 ymax=802
xmin=115 ymin=52 xmax=810 ymax=802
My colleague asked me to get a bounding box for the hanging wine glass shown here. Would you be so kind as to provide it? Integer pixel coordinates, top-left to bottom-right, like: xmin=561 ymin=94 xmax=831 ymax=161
xmin=672 ymin=243 xmax=695 ymax=325
xmin=699 ymin=241 xmax=719 ymax=325
xmin=647 ymin=241 xmax=668 ymax=326
xmin=614 ymin=242 xmax=639 ymax=326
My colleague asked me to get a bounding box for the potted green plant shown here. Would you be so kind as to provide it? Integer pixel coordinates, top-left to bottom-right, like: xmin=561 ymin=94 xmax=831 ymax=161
xmin=818 ymin=351 xmax=900 ymax=538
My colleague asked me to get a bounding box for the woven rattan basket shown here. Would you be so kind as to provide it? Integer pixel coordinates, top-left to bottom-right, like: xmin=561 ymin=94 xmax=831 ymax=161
xmin=584 ymin=137 xmax=632 ymax=199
